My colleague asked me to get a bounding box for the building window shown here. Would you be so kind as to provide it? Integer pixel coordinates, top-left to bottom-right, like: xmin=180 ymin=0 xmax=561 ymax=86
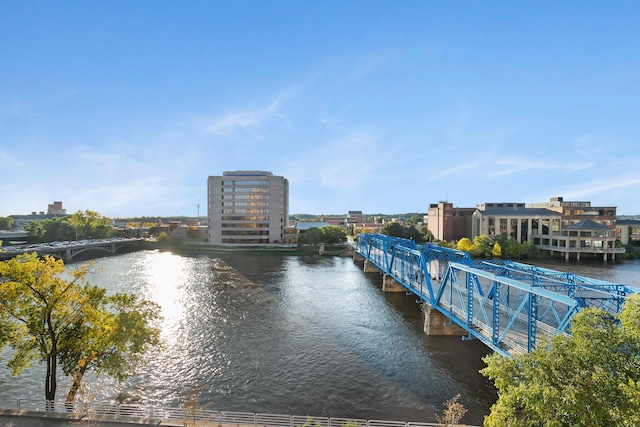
xmin=520 ymin=219 xmax=529 ymax=243
xmin=510 ymin=219 xmax=518 ymax=239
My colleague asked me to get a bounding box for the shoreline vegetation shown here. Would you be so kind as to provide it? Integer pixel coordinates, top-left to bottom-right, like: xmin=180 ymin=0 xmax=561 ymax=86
xmin=153 ymin=238 xmax=640 ymax=262
xmin=156 ymin=242 xmax=354 ymax=257
xmin=2 ymin=209 xmax=637 ymax=261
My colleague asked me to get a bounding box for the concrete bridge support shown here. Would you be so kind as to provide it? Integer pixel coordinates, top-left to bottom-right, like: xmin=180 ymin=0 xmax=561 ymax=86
xmin=423 ymin=304 xmax=467 ymax=336
xmin=363 ymin=260 xmax=381 ymax=273
xmin=353 ymin=253 xmax=365 ymax=263
xmin=382 ymin=275 xmax=405 ymax=292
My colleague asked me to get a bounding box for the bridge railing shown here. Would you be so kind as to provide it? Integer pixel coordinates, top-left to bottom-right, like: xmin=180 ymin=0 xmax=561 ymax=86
xmin=472 ymin=259 xmax=634 ymax=314
xmin=441 ymin=262 xmax=579 ymax=355
xmin=0 ymin=399 xmax=478 ymax=427
xmin=355 ymin=233 xmax=637 ymax=356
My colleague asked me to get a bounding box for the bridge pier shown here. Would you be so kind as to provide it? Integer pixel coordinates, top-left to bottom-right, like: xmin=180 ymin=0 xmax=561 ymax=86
xmin=423 ymin=304 xmax=467 ymax=336
xmin=382 ymin=275 xmax=405 ymax=292
xmin=363 ymin=260 xmax=380 ymax=273
xmin=353 ymin=252 xmax=365 ymax=263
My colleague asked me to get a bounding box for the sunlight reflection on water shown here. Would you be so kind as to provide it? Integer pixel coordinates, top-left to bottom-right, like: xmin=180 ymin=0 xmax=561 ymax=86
xmin=140 ymin=251 xmax=188 ymax=334
xmin=2 ymin=250 xmax=499 ymax=424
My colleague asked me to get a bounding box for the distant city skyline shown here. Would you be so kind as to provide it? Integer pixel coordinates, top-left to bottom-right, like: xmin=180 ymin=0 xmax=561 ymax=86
xmin=2 ymin=1 xmax=639 ymax=217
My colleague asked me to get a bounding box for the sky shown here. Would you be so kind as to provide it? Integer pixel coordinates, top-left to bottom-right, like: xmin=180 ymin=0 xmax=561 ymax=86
xmin=1 ymin=1 xmax=640 ymax=218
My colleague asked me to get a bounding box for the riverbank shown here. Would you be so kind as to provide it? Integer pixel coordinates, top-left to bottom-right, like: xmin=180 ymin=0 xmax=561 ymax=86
xmin=154 ymin=242 xmax=353 ymax=257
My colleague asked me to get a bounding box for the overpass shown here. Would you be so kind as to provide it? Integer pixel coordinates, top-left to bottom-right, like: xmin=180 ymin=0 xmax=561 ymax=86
xmin=0 ymin=238 xmax=147 ymax=262
xmin=355 ymin=233 xmax=637 ymax=356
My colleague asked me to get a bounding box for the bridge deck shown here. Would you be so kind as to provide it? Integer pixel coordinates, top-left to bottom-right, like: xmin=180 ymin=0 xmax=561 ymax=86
xmin=0 ymin=238 xmax=146 ymax=261
xmin=356 ymin=234 xmax=637 ymax=356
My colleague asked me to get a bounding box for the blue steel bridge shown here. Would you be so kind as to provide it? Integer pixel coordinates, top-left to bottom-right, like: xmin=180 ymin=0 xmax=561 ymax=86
xmin=355 ymin=233 xmax=638 ymax=357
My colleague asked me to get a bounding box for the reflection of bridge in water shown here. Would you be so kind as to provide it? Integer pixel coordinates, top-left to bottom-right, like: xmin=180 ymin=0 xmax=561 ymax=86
xmin=0 ymin=238 xmax=147 ymax=262
xmin=355 ymin=233 xmax=638 ymax=356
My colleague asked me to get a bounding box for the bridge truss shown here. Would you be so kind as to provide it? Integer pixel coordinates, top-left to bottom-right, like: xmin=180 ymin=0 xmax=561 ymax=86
xmin=356 ymin=234 xmax=637 ymax=356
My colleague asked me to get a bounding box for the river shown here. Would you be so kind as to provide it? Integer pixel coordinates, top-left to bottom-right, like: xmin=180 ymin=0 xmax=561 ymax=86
xmin=1 ymin=250 xmax=639 ymax=425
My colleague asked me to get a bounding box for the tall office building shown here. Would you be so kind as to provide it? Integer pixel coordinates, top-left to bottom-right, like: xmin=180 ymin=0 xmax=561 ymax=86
xmin=207 ymin=171 xmax=289 ymax=245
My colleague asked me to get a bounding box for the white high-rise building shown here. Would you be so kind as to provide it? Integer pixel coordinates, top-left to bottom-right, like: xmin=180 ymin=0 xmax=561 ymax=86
xmin=207 ymin=171 xmax=289 ymax=245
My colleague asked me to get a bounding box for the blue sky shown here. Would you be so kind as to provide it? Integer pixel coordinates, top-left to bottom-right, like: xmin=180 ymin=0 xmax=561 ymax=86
xmin=1 ymin=1 xmax=639 ymax=218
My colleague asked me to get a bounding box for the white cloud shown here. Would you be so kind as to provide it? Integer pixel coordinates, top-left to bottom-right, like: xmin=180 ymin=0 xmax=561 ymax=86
xmin=348 ymin=49 xmax=404 ymax=81
xmin=284 ymin=131 xmax=382 ymax=189
xmin=562 ymin=174 xmax=640 ymax=200
xmin=574 ymin=134 xmax=604 ymax=157
xmin=205 ymin=92 xmax=293 ymax=137
xmin=427 ymin=161 xmax=484 ymax=182
xmin=488 ymin=157 xmax=595 ymax=177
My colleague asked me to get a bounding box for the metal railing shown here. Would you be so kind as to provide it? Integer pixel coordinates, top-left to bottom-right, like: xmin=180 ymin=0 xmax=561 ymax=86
xmin=0 ymin=399 xmax=478 ymax=427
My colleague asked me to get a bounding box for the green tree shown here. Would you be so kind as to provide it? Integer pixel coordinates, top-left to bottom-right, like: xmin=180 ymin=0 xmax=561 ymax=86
xmin=406 ymin=225 xmax=427 ymax=244
xmin=380 ymin=222 xmax=406 ymax=238
xmin=43 ymin=217 xmax=75 ymax=242
xmin=481 ymin=294 xmax=640 ymax=426
xmin=0 ymin=216 xmax=14 ymax=230
xmin=156 ymin=231 xmax=171 ymax=244
xmin=298 ymin=227 xmax=324 ymax=246
xmin=435 ymin=393 xmax=468 ymax=426
xmin=423 ymin=229 xmax=435 ymax=242
xmin=406 ymin=214 xmax=423 ymax=226
xmin=473 ymin=235 xmax=493 ymax=257
xmin=494 ymin=233 xmax=510 ymax=252
xmin=380 ymin=222 xmax=426 ymax=244
xmin=24 ymin=220 xmax=46 ymax=243
xmin=320 ymin=225 xmax=347 ymax=244
xmin=353 ymin=226 xmax=374 ymax=238
xmin=186 ymin=226 xmax=200 ymax=239
xmin=60 ymin=293 xmax=161 ymax=404
xmin=69 ymin=210 xmax=112 ymax=240
xmin=0 ymin=253 xmax=161 ymax=404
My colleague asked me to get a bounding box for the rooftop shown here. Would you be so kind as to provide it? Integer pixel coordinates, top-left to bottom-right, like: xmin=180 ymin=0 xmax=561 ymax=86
xmin=565 ymin=219 xmax=611 ymax=230
xmin=476 ymin=207 xmax=561 ymax=217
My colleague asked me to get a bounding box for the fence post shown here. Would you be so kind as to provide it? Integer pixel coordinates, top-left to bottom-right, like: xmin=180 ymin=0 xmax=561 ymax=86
xmin=17 ymin=399 xmax=20 ymax=412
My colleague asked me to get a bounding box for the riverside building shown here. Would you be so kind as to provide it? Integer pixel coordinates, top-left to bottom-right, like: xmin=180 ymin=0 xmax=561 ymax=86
xmin=427 ymin=197 xmax=624 ymax=260
xmin=469 ymin=197 xmax=623 ymax=260
xmin=207 ymin=171 xmax=289 ymax=245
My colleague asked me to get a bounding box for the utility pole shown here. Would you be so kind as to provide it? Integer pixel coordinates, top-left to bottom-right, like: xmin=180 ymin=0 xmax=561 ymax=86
xmin=197 ymin=204 xmax=200 ymax=219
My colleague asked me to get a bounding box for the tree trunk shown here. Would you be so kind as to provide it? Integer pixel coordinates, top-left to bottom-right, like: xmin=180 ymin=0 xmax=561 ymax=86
xmin=45 ymin=354 xmax=57 ymax=408
xmin=66 ymin=365 xmax=88 ymax=405
xmin=45 ymin=313 xmax=57 ymax=407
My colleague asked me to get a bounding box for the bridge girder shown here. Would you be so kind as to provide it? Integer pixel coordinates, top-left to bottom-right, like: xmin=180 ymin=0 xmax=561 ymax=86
xmin=68 ymin=246 xmax=113 ymax=260
xmin=356 ymin=233 xmax=637 ymax=356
